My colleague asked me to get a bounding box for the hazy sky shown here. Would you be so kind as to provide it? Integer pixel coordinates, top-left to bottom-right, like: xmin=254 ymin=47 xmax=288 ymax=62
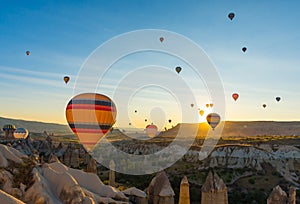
xmin=1 ymin=1 xmax=300 ymax=126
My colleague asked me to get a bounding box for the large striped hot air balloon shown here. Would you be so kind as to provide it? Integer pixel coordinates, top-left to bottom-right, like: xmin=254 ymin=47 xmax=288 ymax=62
xmin=206 ymin=113 xmax=221 ymax=130
xmin=13 ymin=127 xmax=29 ymax=139
xmin=65 ymin=93 xmax=117 ymax=151
xmin=146 ymin=124 xmax=158 ymax=138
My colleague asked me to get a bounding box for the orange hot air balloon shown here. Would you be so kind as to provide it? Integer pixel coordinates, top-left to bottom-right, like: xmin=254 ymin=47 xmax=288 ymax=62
xmin=206 ymin=113 xmax=221 ymax=130
xmin=199 ymin=110 xmax=204 ymax=116
xmin=64 ymin=76 xmax=70 ymax=84
xmin=146 ymin=124 xmax=158 ymax=138
xmin=159 ymin=37 xmax=164 ymax=42
xmin=26 ymin=51 xmax=30 ymax=56
xmin=206 ymin=104 xmax=209 ymax=108
xmin=65 ymin=93 xmax=117 ymax=151
xmin=209 ymin=103 xmax=213 ymax=108
xmin=232 ymin=93 xmax=239 ymax=101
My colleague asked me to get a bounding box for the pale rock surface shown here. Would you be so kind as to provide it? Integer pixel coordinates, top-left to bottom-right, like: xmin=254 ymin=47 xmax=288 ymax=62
xmin=267 ymin=185 xmax=288 ymax=204
xmin=0 ymin=189 xmax=25 ymax=204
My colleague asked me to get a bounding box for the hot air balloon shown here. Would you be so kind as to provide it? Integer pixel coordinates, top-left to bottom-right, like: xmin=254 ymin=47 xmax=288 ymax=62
xmin=64 ymin=76 xmax=70 ymax=84
xmin=191 ymin=103 xmax=194 ymax=108
xmin=232 ymin=93 xmax=239 ymax=101
xmin=129 ymin=122 xmax=132 ymax=126
xmin=146 ymin=124 xmax=158 ymax=138
xmin=13 ymin=128 xmax=29 ymax=139
xmin=276 ymin=97 xmax=281 ymax=102
xmin=199 ymin=110 xmax=204 ymax=116
xmin=168 ymin=119 xmax=172 ymax=123
xmin=242 ymin=47 xmax=247 ymax=52
xmin=134 ymin=110 xmax=137 ymax=113
xmin=2 ymin=124 xmax=16 ymax=138
xmin=26 ymin=51 xmax=30 ymax=56
xmin=65 ymin=93 xmax=117 ymax=151
xmin=206 ymin=113 xmax=221 ymax=130
xmin=209 ymin=103 xmax=214 ymax=108
xmin=262 ymin=104 xmax=267 ymax=108
xmin=206 ymin=104 xmax=209 ymax=108
xmin=175 ymin=66 xmax=182 ymax=74
xmin=159 ymin=37 xmax=164 ymax=42
xmin=228 ymin=12 xmax=235 ymax=20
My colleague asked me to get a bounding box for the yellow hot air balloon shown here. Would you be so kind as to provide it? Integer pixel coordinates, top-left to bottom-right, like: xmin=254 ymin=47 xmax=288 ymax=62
xmin=199 ymin=110 xmax=204 ymax=116
xmin=65 ymin=93 xmax=117 ymax=151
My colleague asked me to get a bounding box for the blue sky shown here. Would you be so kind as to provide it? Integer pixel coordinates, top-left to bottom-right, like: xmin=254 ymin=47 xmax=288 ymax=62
xmin=0 ymin=1 xmax=300 ymax=125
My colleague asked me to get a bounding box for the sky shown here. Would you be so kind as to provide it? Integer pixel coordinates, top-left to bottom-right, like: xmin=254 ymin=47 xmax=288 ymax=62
xmin=0 ymin=0 xmax=300 ymax=127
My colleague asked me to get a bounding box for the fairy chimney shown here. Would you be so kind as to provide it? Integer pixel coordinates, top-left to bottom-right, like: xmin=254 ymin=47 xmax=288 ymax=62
xmin=267 ymin=185 xmax=288 ymax=204
xmin=201 ymin=171 xmax=228 ymax=204
xmin=109 ymin=160 xmax=116 ymax=187
xmin=179 ymin=176 xmax=190 ymax=204
xmin=289 ymin=186 xmax=296 ymax=204
xmin=147 ymin=171 xmax=175 ymax=204
xmin=86 ymin=156 xmax=97 ymax=174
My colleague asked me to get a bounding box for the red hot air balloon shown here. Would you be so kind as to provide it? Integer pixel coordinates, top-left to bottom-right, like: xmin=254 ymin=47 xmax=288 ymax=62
xmin=232 ymin=93 xmax=239 ymax=101
xmin=146 ymin=124 xmax=158 ymax=138
xmin=206 ymin=113 xmax=221 ymax=130
xmin=65 ymin=93 xmax=117 ymax=151
xmin=159 ymin=37 xmax=164 ymax=42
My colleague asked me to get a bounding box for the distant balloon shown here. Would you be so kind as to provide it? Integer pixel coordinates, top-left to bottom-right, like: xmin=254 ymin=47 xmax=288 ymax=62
xmin=232 ymin=93 xmax=239 ymax=101
xmin=242 ymin=47 xmax=247 ymax=52
xmin=206 ymin=113 xmax=221 ymax=130
xmin=209 ymin=103 xmax=213 ymax=108
xmin=26 ymin=51 xmax=30 ymax=56
xmin=129 ymin=122 xmax=132 ymax=126
xmin=64 ymin=76 xmax=70 ymax=84
xmin=159 ymin=37 xmax=164 ymax=42
xmin=191 ymin=104 xmax=194 ymax=108
xmin=13 ymin=128 xmax=29 ymax=139
xmin=146 ymin=124 xmax=158 ymax=138
xmin=199 ymin=110 xmax=204 ymax=116
xmin=175 ymin=66 xmax=182 ymax=74
xmin=228 ymin=12 xmax=235 ymax=20
xmin=168 ymin=119 xmax=172 ymax=123
xmin=65 ymin=93 xmax=116 ymax=151
xmin=276 ymin=97 xmax=281 ymax=102
xmin=134 ymin=110 xmax=137 ymax=113
xmin=262 ymin=104 xmax=267 ymax=108
xmin=206 ymin=104 xmax=209 ymax=108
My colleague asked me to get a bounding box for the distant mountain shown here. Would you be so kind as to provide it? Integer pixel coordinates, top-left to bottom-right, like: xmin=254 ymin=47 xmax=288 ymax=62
xmin=0 ymin=116 xmax=72 ymax=134
xmin=159 ymin=121 xmax=300 ymax=138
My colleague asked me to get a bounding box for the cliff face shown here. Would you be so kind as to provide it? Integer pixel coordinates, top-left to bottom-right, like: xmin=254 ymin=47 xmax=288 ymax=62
xmin=201 ymin=171 xmax=228 ymax=204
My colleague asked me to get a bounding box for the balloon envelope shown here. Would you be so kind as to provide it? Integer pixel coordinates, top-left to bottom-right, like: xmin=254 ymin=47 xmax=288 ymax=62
xmin=242 ymin=47 xmax=247 ymax=52
xmin=175 ymin=66 xmax=182 ymax=74
xmin=262 ymin=104 xmax=267 ymax=108
xmin=26 ymin=51 xmax=30 ymax=56
xmin=64 ymin=76 xmax=70 ymax=84
xmin=206 ymin=104 xmax=209 ymax=108
xmin=199 ymin=110 xmax=204 ymax=116
xmin=209 ymin=103 xmax=213 ymax=108
xmin=146 ymin=124 xmax=158 ymax=138
xmin=206 ymin=113 xmax=221 ymax=130
xmin=228 ymin=12 xmax=235 ymax=20
xmin=191 ymin=103 xmax=194 ymax=108
xmin=276 ymin=97 xmax=281 ymax=102
xmin=159 ymin=37 xmax=164 ymax=42
xmin=168 ymin=119 xmax=172 ymax=123
xmin=232 ymin=93 xmax=239 ymax=101
xmin=13 ymin=128 xmax=29 ymax=139
xmin=65 ymin=93 xmax=116 ymax=151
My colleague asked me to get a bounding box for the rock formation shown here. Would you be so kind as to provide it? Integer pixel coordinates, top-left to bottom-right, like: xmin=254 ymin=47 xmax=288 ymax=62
xmin=109 ymin=160 xmax=116 ymax=187
xmin=147 ymin=171 xmax=175 ymax=204
xmin=179 ymin=176 xmax=190 ymax=204
xmin=201 ymin=171 xmax=228 ymax=204
xmin=123 ymin=187 xmax=147 ymax=204
xmin=86 ymin=156 xmax=97 ymax=174
xmin=267 ymin=185 xmax=296 ymax=204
